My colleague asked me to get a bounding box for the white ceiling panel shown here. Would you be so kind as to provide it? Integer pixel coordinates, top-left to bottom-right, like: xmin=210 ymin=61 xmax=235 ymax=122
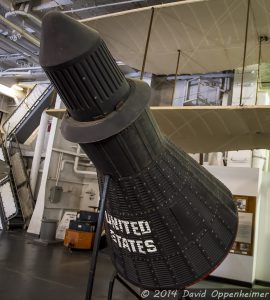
xmin=81 ymin=0 xmax=270 ymax=75
xmin=46 ymin=105 xmax=270 ymax=153
xmin=151 ymin=105 xmax=270 ymax=153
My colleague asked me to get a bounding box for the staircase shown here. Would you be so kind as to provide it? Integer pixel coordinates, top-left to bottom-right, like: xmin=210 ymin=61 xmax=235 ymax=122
xmin=0 ymin=83 xmax=55 ymax=230
xmin=0 ymin=145 xmax=26 ymax=230
xmin=3 ymin=83 xmax=54 ymax=143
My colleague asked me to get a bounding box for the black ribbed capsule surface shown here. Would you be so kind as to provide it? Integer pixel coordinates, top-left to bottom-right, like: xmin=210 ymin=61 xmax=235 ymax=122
xmin=40 ymin=12 xmax=130 ymax=122
xmin=40 ymin=12 xmax=238 ymax=290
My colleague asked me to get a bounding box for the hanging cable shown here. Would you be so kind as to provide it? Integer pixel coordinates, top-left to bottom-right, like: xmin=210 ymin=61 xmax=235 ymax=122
xmin=140 ymin=7 xmax=155 ymax=80
xmin=171 ymin=49 xmax=181 ymax=105
xmin=239 ymin=0 xmax=251 ymax=105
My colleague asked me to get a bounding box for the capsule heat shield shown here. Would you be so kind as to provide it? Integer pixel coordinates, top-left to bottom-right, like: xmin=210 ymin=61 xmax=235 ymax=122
xmin=40 ymin=12 xmax=238 ymax=290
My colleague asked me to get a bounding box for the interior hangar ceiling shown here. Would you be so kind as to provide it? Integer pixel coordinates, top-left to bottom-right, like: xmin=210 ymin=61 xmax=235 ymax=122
xmin=1 ymin=0 xmax=270 ymax=84
xmin=31 ymin=0 xmax=183 ymax=19
xmin=0 ymin=0 xmax=180 ymax=83
xmin=82 ymin=0 xmax=270 ymax=75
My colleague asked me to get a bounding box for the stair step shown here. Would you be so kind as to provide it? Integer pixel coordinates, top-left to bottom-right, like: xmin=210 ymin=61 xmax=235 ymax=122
xmin=8 ymin=220 xmax=24 ymax=226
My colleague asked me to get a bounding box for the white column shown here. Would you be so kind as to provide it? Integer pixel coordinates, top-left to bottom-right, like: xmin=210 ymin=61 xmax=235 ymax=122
xmin=27 ymin=96 xmax=61 ymax=235
xmin=30 ymin=110 xmax=49 ymax=195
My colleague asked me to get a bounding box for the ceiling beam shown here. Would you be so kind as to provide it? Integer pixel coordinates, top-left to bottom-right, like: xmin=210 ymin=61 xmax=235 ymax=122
xmin=0 ymin=15 xmax=40 ymax=47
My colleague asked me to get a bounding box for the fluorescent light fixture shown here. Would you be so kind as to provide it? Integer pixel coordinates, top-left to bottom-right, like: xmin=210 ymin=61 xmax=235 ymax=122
xmin=12 ymin=84 xmax=24 ymax=91
xmin=0 ymin=84 xmax=19 ymax=104
xmin=0 ymin=83 xmax=17 ymax=98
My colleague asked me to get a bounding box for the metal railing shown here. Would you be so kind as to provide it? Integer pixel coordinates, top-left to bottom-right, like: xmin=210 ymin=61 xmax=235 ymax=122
xmin=2 ymin=83 xmax=53 ymax=139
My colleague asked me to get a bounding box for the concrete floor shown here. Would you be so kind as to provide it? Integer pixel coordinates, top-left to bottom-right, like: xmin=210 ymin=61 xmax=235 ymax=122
xmin=0 ymin=231 xmax=137 ymax=300
xmin=0 ymin=231 xmax=268 ymax=300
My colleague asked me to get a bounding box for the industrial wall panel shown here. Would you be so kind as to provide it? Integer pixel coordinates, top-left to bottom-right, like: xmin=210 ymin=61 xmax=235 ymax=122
xmin=0 ymin=178 xmax=17 ymax=218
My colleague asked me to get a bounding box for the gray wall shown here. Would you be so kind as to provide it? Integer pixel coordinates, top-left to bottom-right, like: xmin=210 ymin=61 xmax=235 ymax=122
xmin=43 ymin=121 xmax=100 ymax=221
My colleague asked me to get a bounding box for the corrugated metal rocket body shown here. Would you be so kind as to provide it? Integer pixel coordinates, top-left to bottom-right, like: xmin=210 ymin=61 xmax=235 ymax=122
xmin=40 ymin=12 xmax=238 ymax=290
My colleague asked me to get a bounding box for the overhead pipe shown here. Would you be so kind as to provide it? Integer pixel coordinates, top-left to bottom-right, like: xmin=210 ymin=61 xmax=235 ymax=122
xmin=0 ymin=72 xmax=40 ymax=77
xmin=5 ymin=10 xmax=42 ymax=27
xmin=52 ymin=148 xmax=96 ymax=174
xmin=0 ymin=66 xmax=43 ymax=76
xmin=60 ymin=159 xmax=93 ymax=171
xmin=1 ymin=66 xmax=41 ymax=72
xmin=0 ymin=53 xmax=24 ymax=61
xmin=81 ymin=0 xmax=207 ymax=23
xmin=48 ymin=177 xmax=91 ymax=186
xmin=61 ymin=0 xmax=147 ymax=14
xmin=74 ymin=145 xmax=97 ymax=176
xmin=18 ymin=80 xmax=50 ymax=86
xmin=0 ymin=15 xmax=40 ymax=47
xmin=0 ymin=34 xmax=39 ymax=64
xmin=52 ymin=147 xmax=88 ymax=157
xmin=166 ymin=73 xmax=234 ymax=80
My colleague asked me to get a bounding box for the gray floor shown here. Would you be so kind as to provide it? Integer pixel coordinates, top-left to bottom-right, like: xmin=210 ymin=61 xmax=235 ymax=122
xmin=0 ymin=231 xmax=137 ymax=300
xmin=0 ymin=231 xmax=268 ymax=300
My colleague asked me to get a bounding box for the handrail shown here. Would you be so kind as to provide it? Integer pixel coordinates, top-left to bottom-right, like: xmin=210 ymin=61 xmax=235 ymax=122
xmin=3 ymin=84 xmax=49 ymax=128
xmin=3 ymin=84 xmax=53 ymax=139
xmin=2 ymin=84 xmax=38 ymax=125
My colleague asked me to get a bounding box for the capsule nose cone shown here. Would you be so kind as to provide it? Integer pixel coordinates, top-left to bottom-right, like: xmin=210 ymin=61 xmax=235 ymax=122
xmin=39 ymin=11 xmax=100 ymax=68
xmin=39 ymin=11 xmax=130 ymax=122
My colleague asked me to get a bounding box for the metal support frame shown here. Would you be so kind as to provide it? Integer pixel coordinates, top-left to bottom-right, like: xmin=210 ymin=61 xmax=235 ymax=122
xmin=140 ymin=7 xmax=155 ymax=80
xmin=239 ymin=0 xmax=251 ymax=105
xmin=172 ymin=50 xmax=181 ymax=105
xmin=107 ymin=271 xmax=191 ymax=300
xmin=107 ymin=271 xmax=141 ymax=300
xmin=85 ymin=175 xmax=111 ymax=300
xmin=199 ymin=153 xmax=204 ymax=165
xmin=255 ymin=37 xmax=262 ymax=105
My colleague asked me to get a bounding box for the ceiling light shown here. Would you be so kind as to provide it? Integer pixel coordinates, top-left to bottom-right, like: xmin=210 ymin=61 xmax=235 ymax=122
xmin=0 ymin=83 xmax=17 ymax=98
xmin=12 ymin=84 xmax=24 ymax=91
